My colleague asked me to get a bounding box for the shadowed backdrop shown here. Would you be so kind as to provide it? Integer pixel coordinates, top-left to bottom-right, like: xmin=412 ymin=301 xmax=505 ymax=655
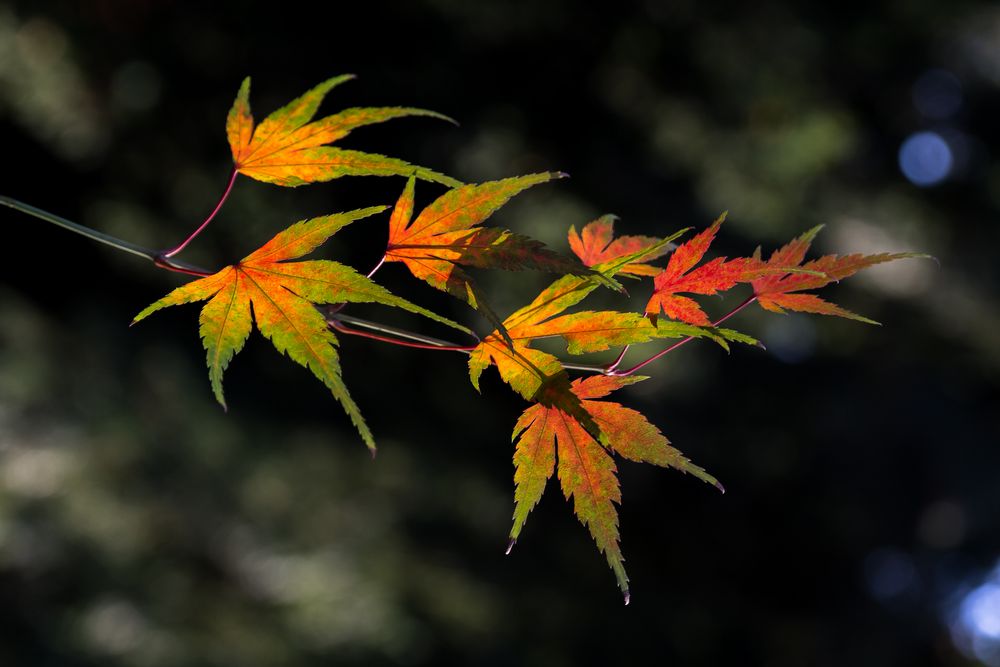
xmin=1 ymin=1 xmax=998 ymax=665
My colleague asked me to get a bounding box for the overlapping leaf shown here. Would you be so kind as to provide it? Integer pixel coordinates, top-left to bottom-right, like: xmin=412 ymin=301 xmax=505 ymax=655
xmin=133 ymin=207 xmax=469 ymax=452
xmin=510 ymin=374 xmax=722 ymax=602
xmin=468 ymin=240 xmax=755 ymax=408
xmin=226 ymin=76 xmax=461 ymax=187
xmin=384 ymin=173 xmax=593 ymax=340
xmin=644 ymin=214 xmax=771 ymax=325
xmin=568 ymin=215 xmax=673 ymax=277
xmin=751 ymin=226 xmax=927 ymax=324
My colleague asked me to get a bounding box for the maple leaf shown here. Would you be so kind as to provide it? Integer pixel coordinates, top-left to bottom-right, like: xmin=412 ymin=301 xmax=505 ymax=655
xmin=226 ymin=76 xmax=461 ymax=188
xmin=644 ymin=213 xmax=773 ymax=326
xmin=751 ymin=225 xmax=928 ymax=324
xmin=509 ymin=374 xmax=721 ymax=602
xmin=384 ymin=173 xmax=594 ymax=341
xmin=132 ymin=207 xmax=470 ymax=453
xmin=568 ymin=215 xmax=672 ymax=277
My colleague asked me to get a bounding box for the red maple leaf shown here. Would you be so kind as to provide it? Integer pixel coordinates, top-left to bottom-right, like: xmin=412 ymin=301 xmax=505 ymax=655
xmin=568 ymin=215 xmax=671 ymax=277
xmin=752 ymin=226 xmax=927 ymax=323
xmin=644 ymin=214 xmax=768 ymax=325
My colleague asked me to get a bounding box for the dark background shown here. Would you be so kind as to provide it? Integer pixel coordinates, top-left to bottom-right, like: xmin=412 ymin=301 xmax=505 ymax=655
xmin=1 ymin=1 xmax=998 ymax=665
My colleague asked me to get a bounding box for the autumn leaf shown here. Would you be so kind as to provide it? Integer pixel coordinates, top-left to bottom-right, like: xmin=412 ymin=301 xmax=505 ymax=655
xmin=644 ymin=213 xmax=772 ymax=326
xmin=467 ymin=238 xmax=754 ymax=512
xmin=751 ymin=226 xmax=928 ymax=324
xmin=568 ymin=215 xmax=673 ymax=277
xmin=132 ymin=207 xmax=470 ymax=453
xmin=468 ymin=239 xmax=754 ymax=408
xmin=226 ymin=76 xmax=461 ymax=187
xmin=385 ymin=173 xmax=594 ymax=341
xmin=509 ymin=374 xmax=721 ymax=602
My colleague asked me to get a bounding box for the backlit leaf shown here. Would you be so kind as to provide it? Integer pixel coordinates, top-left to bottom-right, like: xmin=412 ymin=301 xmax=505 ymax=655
xmin=226 ymin=76 xmax=460 ymax=187
xmin=134 ymin=207 xmax=470 ymax=453
xmin=469 ymin=267 xmax=751 ymax=404
xmin=510 ymin=375 xmax=721 ymax=602
xmin=752 ymin=226 xmax=928 ymax=323
xmin=644 ymin=213 xmax=772 ymax=325
xmin=568 ymin=215 xmax=672 ymax=277
xmin=385 ymin=173 xmax=592 ymax=340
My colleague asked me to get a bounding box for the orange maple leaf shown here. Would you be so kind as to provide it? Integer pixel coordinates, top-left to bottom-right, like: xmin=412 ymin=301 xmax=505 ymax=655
xmin=752 ymin=226 xmax=928 ymax=323
xmin=384 ymin=173 xmax=593 ymax=339
xmin=568 ymin=215 xmax=672 ymax=277
xmin=132 ymin=208 xmax=469 ymax=453
xmin=226 ymin=76 xmax=461 ymax=187
xmin=510 ymin=374 xmax=721 ymax=602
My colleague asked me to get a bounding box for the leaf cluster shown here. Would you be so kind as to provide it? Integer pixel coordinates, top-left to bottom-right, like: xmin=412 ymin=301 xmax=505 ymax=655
xmin=130 ymin=76 xmax=926 ymax=601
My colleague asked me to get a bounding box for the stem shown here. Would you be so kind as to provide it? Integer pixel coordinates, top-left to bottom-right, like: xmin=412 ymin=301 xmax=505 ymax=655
xmin=2 ymin=195 xmax=212 ymax=276
xmin=604 ymin=345 xmax=631 ymax=372
xmin=562 ymin=361 xmax=618 ymax=374
xmin=3 ymin=194 xmax=756 ymax=380
xmin=366 ymin=255 xmax=386 ymax=279
xmin=3 ymin=193 xmax=630 ymax=375
xmin=161 ymin=167 xmax=238 ymax=258
xmin=330 ymin=312 xmax=480 ymax=349
xmin=330 ymin=319 xmax=480 ymax=351
xmin=612 ymin=295 xmax=758 ymax=377
xmin=325 ymin=255 xmax=388 ymax=318
xmin=329 ymin=321 xmax=613 ymax=385
xmin=327 ymin=314 xmax=627 ymax=375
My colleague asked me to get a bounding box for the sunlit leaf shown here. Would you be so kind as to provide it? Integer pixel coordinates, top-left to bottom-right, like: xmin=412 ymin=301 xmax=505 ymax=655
xmin=510 ymin=375 xmax=722 ymax=602
xmin=226 ymin=76 xmax=460 ymax=187
xmin=134 ymin=208 xmax=470 ymax=452
xmin=751 ymin=226 xmax=929 ymax=324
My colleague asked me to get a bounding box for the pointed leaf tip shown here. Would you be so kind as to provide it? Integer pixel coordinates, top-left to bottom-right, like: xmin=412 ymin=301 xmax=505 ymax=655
xmin=623 ymin=590 xmax=631 ymax=606
xmin=505 ymin=538 xmax=515 ymax=555
xmin=714 ymin=480 xmax=726 ymax=494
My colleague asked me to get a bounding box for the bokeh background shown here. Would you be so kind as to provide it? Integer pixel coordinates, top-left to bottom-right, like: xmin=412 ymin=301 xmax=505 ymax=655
xmin=1 ymin=1 xmax=998 ymax=665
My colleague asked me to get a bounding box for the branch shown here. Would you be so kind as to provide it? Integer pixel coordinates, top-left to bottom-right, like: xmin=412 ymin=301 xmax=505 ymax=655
xmin=328 ymin=312 xmax=479 ymax=350
xmin=2 ymin=194 xmax=662 ymax=379
xmin=2 ymin=195 xmax=213 ymax=276
xmin=325 ymin=313 xmax=624 ymax=375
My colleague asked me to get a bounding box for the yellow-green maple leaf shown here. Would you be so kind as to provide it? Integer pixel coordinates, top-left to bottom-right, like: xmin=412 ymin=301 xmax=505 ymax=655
xmin=510 ymin=374 xmax=722 ymax=603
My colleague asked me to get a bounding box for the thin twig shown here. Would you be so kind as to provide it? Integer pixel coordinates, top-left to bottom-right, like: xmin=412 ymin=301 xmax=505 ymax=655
xmin=330 ymin=312 xmax=480 ymax=348
xmin=6 ymin=193 xmax=730 ymax=379
xmin=329 ymin=318 xmax=480 ymax=351
xmin=328 ymin=314 xmax=616 ymax=374
xmin=604 ymin=344 xmax=631 ymax=372
xmin=325 ymin=254 xmax=389 ymax=318
xmin=2 ymin=195 xmax=212 ymax=276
